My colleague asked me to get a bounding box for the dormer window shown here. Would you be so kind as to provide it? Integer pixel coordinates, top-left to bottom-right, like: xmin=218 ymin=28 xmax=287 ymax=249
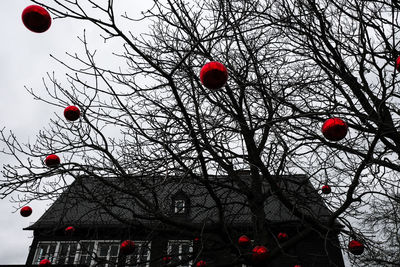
xmin=174 ymin=199 xmax=186 ymax=214
xmin=172 ymin=190 xmax=190 ymax=216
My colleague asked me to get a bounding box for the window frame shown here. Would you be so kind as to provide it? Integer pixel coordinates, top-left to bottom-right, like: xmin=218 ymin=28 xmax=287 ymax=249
xmin=32 ymin=240 xmax=122 ymax=267
xmin=125 ymin=240 xmax=152 ymax=267
xmin=167 ymin=240 xmax=193 ymax=267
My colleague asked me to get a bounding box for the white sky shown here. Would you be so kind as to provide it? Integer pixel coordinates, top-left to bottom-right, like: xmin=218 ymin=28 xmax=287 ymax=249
xmin=0 ymin=1 xmax=351 ymax=265
xmin=0 ymin=1 xmax=151 ymax=263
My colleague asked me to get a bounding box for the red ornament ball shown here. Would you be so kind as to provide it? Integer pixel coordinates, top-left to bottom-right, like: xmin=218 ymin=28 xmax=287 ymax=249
xmin=45 ymin=154 xmax=60 ymax=168
xmin=196 ymin=260 xmax=207 ymax=267
xmin=396 ymin=56 xmax=400 ymax=72
xmin=194 ymin=237 xmax=200 ymax=243
xmin=162 ymin=256 xmax=172 ymax=263
xmin=22 ymin=5 xmax=52 ymax=33
xmin=321 ymin=118 xmax=348 ymax=141
xmin=252 ymin=246 xmax=269 ymax=263
xmin=64 ymin=226 xmax=75 ymax=236
xmin=39 ymin=259 xmax=51 ymax=266
xmin=200 ymin=61 xmax=228 ymax=90
xmin=294 ymin=265 xmax=302 ymax=267
xmin=20 ymin=206 xmax=32 ymax=217
xmin=277 ymin=232 xmax=288 ymax=242
xmin=321 ymin=185 xmax=331 ymax=194
xmin=120 ymin=240 xmax=135 ymax=254
xmin=348 ymin=240 xmax=364 ymax=255
xmin=238 ymin=235 xmax=251 ymax=247
xmin=64 ymin=106 xmax=80 ymax=121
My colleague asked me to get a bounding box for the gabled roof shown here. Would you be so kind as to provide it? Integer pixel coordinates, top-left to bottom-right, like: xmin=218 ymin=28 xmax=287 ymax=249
xmin=25 ymin=173 xmax=337 ymax=230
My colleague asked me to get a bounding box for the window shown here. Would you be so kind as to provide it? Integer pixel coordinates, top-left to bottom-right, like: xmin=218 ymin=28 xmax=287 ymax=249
xmin=58 ymin=242 xmax=78 ymax=264
xmin=96 ymin=242 xmax=120 ymax=267
xmin=172 ymin=190 xmax=190 ymax=216
xmin=174 ymin=199 xmax=186 ymax=214
xmin=78 ymin=241 xmax=95 ymax=265
xmin=167 ymin=240 xmax=193 ymax=267
xmin=33 ymin=242 xmax=58 ymax=264
xmin=32 ymin=240 xmax=122 ymax=266
xmin=125 ymin=241 xmax=151 ymax=267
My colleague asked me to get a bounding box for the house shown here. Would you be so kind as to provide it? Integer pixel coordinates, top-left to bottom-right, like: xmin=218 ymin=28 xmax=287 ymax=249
xmin=24 ymin=172 xmax=345 ymax=266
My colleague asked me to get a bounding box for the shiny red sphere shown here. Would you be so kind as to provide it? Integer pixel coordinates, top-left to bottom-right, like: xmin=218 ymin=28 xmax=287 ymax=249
xmin=396 ymin=56 xmax=400 ymax=71
xmin=200 ymin=61 xmax=228 ymax=90
xmin=238 ymin=235 xmax=251 ymax=247
xmin=120 ymin=240 xmax=135 ymax=254
xmin=45 ymin=154 xmax=60 ymax=168
xmin=277 ymin=232 xmax=288 ymax=242
xmin=64 ymin=106 xmax=80 ymax=121
xmin=64 ymin=226 xmax=75 ymax=236
xmin=22 ymin=5 xmax=51 ymax=33
xmin=321 ymin=185 xmax=331 ymax=194
xmin=321 ymin=118 xmax=348 ymax=141
xmin=194 ymin=237 xmax=200 ymax=243
xmin=294 ymin=265 xmax=302 ymax=267
xmin=252 ymin=246 xmax=269 ymax=263
xmin=162 ymin=256 xmax=172 ymax=263
xmin=348 ymin=240 xmax=364 ymax=255
xmin=196 ymin=260 xmax=207 ymax=267
xmin=39 ymin=259 xmax=51 ymax=266
xmin=20 ymin=206 xmax=32 ymax=217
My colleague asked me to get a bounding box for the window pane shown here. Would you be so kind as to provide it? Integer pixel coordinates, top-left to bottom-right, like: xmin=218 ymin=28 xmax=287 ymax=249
xmin=79 ymin=242 xmax=95 ymax=265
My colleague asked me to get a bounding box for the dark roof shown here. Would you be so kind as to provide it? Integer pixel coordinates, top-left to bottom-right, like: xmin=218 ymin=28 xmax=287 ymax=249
xmin=25 ymin=173 xmax=337 ymax=230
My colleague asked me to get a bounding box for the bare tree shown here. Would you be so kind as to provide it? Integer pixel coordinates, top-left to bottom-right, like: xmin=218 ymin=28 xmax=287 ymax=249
xmin=2 ymin=0 xmax=400 ymax=266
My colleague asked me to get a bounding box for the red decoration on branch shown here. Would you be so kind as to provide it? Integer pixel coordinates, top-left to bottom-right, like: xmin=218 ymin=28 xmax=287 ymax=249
xmin=200 ymin=61 xmax=228 ymax=90
xmin=120 ymin=240 xmax=135 ymax=254
xmin=162 ymin=256 xmax=172 ymax=263
xmin=348 ymin=240 xmax=364 ymax=255
xmin=194 ymin=237 xmax=200 ymax=243
xmin=45 ymin=154 xmax=60 ymax=168
xmin=294 ymin=265 xmax=302 ymax=267
xmin=39 ymin=259 xmax=51 ymax=266
xmin=321 ymin=185 xmax=331 ymax=194
xmin=252 ymin=246 xmax=269 ymax=263
xmin=396 ymin=56 xmax=400 ymax=71
xmin=196 ymin=260 xmax=207 ymax=267
xmin=277 ymin=232 xmax=288 ymax=242
xmin=64 ymin=106 xmax=80 ymax=121
xmin=64 ymin=226 xmax=75 ymax=236
xmin=22 ymin=5 xmax=51 ymax=33
xmin=321 ymin=118 xmax=348 ymax=141
xmin=20 ymin=206 xmax=32 ymax=217
xmin=238 ymin=235 xmax=251 ymax=247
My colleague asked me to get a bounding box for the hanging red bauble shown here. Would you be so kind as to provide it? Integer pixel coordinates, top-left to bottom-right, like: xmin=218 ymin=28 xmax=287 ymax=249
xmin=277 ymin=232 xmax=288 ymax=242
xmin=396 ymin=56 xmax=400 ymax=72
xmin=321 ymin=185 xmax=331 ymax=194
xmin=321 ymin=118 xmax=348 ymax=141
xmin=64 ymin=106 xmax=80 ymax=121
xmin=20 ymin=206 xmax=32 ymax=217
xmin=120 ymin=240 xmax=135 ymax=254
xmin=162 ymin=256 xmax=172 ymax=263
xmin=200 ymin=61 xmax=228 ymax=90
xmin=252 ymin=246 xmax=269 ymax=263
xmin=39 ymin=259 xmax=52 ymax=266
xmin=45 ymin=154 xmax=60 ymax=168
xmin=348 ymin=240 xmax=364 ymax=255
xmin=22 ymin=5 xmax=52 ymax=33
xmin=238 ymin=235 xmax=251 ymax=247
xmin=194 ymin=237 xmax=200 ymax=243
xmin=64 ymin=226 xmax=75 ymax=236
xmin=196 ymin=260 xmax=207 ymax=267
xmin=294 ymin=265 xmax=302 ymax=267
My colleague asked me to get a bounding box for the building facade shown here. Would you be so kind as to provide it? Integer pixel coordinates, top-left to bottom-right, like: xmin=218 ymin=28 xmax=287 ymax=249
xmin=24 ymin=173 xmax=345 ymax=266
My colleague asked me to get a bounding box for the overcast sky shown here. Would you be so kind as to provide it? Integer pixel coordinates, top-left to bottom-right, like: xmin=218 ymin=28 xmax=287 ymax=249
xmin=0 ymin=1 xmax=152 ymax=263
xmin=0 ymin=1 xmax=352 ymax=265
